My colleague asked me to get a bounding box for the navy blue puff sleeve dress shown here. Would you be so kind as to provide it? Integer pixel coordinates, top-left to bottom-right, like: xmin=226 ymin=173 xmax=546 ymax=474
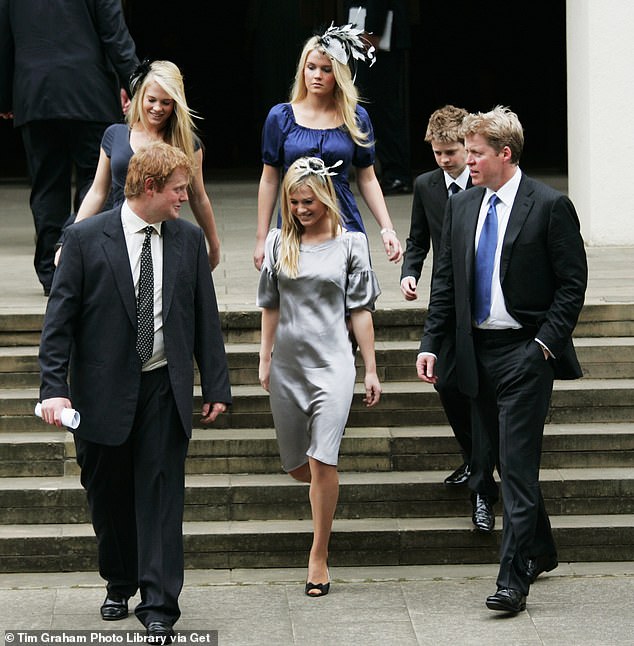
xmin=261 ymin=103 xmax=375 ymax=234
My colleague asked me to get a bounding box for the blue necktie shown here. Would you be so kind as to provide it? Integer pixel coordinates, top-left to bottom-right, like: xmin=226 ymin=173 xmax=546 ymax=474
xmin=473 ymin=195 xmax=499 ymax=325
xmin=448 ymin=182 xmax=461 ymax=196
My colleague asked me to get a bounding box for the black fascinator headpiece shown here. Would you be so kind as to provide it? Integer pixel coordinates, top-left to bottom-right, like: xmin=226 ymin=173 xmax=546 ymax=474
xmin=129 ymin=58 xmax=152 ymax=97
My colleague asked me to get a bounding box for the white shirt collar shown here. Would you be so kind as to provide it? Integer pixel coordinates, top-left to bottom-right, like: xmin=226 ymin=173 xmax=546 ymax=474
xmin=121 ymin=200 xmax=162 ymax=236
xmin=484 ymin=167 xmax=522 ymax=208
xmin=444 ymin=166 xmax=471 ymax=191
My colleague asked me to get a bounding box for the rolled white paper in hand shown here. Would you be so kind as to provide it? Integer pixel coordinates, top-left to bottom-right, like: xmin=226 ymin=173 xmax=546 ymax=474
xmin=34 ymin=402 xmax=81 ymax=429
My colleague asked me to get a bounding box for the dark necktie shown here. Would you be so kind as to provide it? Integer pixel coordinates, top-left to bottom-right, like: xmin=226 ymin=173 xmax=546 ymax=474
xmin=448 ymin=182 xmax=461 ymax=196
xmin=136 ymin=226 xmax=154 ymax=363
xmin=473 ymin=195 xmax=499 ymax=325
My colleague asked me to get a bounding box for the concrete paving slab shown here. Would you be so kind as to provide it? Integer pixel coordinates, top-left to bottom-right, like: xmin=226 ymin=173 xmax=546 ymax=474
xmin=2 ymin=565 xmax=634 ymax=645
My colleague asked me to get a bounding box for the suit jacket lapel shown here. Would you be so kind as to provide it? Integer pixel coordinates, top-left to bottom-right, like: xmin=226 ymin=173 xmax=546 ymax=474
xmin=500 ymin=176 xmax=535 ymax=282
xmin=102 ymin=210 xmax=137 ymax=327
xmin=436 ymin=169 xmax=472 ymax=209
xmin=462 ymin=187 xmax=486 ymax=293
xmin=162 ymin=220 xmax=183 ymax=322
xmin=429 ymin=169 xmax=448 ymax=210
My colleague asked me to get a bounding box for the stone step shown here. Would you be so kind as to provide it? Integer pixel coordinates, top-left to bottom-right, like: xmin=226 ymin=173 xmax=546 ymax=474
xmin=2 ymin=378 xmax=634 ymax=431
xmin=3 ymin=337 xmax=634 ymax=388
xmin=1 ymin=467 xmax=633 ymax=525
xmin=573 ymin=337 xmax=634 ymax=378
xmin=1 ymin=423 xmax=633 ymax=477
xmin=1 ymin=514 xmax=633 ymax=572
xmin=382 ymin=422 xmax=634 ymax=472
xmin=150 ymin=302 xmax=634 ymax=342
xmin=0 ymin=314 xmax=42 ymax=347
xmin=1 ymin=303 xmax=633 ymax=347
xmin=0 ymin=431 xmax=70 ymax=476
xmin=574 ymin=303 xmax=634 ymax=338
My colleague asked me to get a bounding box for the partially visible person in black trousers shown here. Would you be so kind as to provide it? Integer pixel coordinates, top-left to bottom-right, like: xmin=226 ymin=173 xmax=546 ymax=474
xmin=38 ymin=143 xmax=232 ymax=641
xmin=0 ymin=0 xmax=138 ymax=295
xmin=401 ymin=105 xmax=495 ymax=533
xmin=346 ymin=0 xmax=412 ymax=194
xmin=417 ymin=106 xmax=587 ymax=614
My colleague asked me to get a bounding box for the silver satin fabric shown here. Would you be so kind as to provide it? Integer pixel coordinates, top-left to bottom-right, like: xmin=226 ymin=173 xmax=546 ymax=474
xmin=257 ymin=229 xmax=381 ymax=471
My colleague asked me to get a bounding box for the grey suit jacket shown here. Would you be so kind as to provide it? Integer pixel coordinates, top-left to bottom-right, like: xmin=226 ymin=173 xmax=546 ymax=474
xmin=39 ymin=208 xmax=231 ymax=445
xmin=420 ymin=173 xmax=588 ymax=397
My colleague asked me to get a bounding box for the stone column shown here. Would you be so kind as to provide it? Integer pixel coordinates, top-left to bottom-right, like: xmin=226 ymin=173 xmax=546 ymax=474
xmin=567 ymin=0 xmax=634 ymax=244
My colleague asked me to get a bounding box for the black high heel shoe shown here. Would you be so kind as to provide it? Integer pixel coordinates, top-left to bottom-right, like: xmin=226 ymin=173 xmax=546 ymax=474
xmin=305 ymin=569 xmax=330 ymax=597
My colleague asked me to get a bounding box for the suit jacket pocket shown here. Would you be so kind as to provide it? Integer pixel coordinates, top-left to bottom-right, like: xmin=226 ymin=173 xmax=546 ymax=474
xmin=551 ymin=338 xmax=583 ymax=380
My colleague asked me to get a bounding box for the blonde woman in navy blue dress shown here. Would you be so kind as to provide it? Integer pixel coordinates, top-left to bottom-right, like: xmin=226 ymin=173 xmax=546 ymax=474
xmin=257 ymin=157 xmax=381 ymax=596
xmin=253 ymin=23 xmax=402 ymax=270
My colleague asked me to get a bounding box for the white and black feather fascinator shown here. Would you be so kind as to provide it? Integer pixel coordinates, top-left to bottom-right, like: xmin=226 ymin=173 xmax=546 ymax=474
xmin=317 ymin=22 xmax=376 ymax=71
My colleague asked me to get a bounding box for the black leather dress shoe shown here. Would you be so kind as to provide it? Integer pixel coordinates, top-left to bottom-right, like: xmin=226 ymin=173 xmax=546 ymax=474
xmin=471 ymin=493 xmax=495 ymax=532
xmin=444 ymin=462 xmax=471 ymax=486
xmin=486 ymin=587 xmax=526 ymax=613
xmin=146 ymin=621 xmax=175 ymax=644
xmin=100 ymin=594 xmax=128 ymax=621
xmin=526 ymin=554 xmax=559 ymax=583
xmin=381 ymin=179 xmax=412 ymax=195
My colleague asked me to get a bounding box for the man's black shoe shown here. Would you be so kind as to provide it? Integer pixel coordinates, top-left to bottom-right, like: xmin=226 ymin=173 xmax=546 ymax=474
xmin=471 ymin=493 xmax=495 ymax=532
xmin=444 ymin=462 xmax=471 ymax=486
xmin=381 ymin=179 xmax=412 ymax=195
xmin=146 ymin=621 xmax=175 ymax=644
xmin=526 ymin=554 xmax=559 ymax=583
xmin=486 ymin=587 xmax=526 ymax=613
xmin=100 ymin=594 xmax=128 ymax=621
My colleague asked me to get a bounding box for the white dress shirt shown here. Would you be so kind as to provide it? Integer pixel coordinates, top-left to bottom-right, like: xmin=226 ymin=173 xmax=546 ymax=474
xmin=473 ymin=168 xmax=523 ymax=330
xmin=121 ymin=201 xmax=166 ymax=371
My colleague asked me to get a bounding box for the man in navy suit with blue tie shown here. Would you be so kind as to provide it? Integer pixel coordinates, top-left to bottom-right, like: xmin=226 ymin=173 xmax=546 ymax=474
xmin=417 ymin=106 xmax=587 ymax=613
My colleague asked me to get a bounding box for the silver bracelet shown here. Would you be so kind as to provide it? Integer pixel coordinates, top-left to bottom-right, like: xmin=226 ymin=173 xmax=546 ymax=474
xmin=380 ymin=227 xmax=396 ymax=236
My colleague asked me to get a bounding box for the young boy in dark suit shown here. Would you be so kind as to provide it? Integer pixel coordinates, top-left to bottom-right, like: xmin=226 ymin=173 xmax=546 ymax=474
xmin=402 ymin=105 xmax=496 ymax=532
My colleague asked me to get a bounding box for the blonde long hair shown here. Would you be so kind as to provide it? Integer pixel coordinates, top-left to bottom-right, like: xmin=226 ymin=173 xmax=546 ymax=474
xmin=289 ymin=37 xmax=371 ymax=148
xmin=278 ymin=157 xmax=342 ymax=278
xmin=127 ymin=60 xmax=199 ymax=164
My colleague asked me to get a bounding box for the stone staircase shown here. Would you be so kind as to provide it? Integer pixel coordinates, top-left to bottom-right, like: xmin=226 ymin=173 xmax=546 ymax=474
xmin=0 ymin=304 xmax=633 ymax=572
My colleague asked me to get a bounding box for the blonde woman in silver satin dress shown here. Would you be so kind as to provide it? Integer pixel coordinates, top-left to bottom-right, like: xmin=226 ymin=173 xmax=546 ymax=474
xmin=257 ymin=157 xmax=382 ymax=597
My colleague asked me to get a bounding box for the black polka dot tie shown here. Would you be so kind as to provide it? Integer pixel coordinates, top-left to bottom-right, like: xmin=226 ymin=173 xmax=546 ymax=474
xmin=136 ymin=226 xmax=154 ymax=363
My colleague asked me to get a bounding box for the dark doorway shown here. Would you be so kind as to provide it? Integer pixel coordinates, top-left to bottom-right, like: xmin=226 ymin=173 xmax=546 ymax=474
xmin=0 ymin=1 xmax=566 ymax=179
